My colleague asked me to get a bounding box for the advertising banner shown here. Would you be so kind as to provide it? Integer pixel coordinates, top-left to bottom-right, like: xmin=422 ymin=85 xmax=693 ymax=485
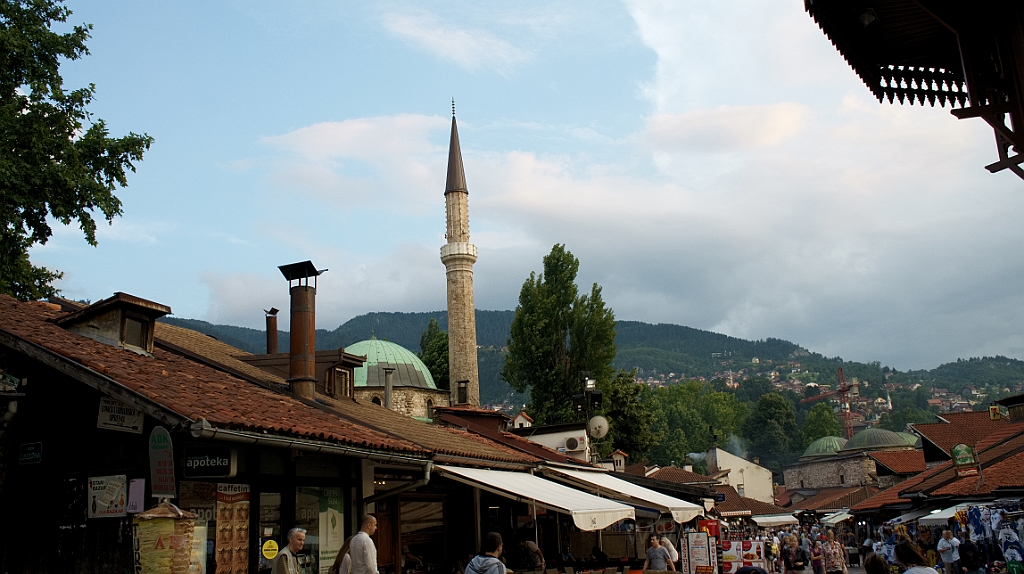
xmin=216 ymin=484 xmax=250 ymax=574
xmin=88 ymin=474 xmax=127 ymax=518
xmin=132 ymin=509 xmax=196 ymax=574
xmin=150 ymin=426 xmax=176 ymax=498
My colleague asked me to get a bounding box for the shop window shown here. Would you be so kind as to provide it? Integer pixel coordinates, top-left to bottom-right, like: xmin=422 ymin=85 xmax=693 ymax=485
xmin=296 ymin=487 xmax=345 ymax=574
xmin=259 ymin=493 xmax=281 ymax=572
xmin=400 ymin=498 xmax=445 ymax=572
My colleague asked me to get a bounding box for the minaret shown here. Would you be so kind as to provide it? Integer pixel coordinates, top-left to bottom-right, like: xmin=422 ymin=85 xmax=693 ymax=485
xmin=441 ymin=104 xmax=480 ymax=407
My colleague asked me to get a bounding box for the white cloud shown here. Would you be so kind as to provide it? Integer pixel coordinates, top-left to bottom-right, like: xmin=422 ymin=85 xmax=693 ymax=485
xmin=644 ymin=103 xmax=809 ymax=151
xmin=381 ymin=9 xmax=530 ymax=73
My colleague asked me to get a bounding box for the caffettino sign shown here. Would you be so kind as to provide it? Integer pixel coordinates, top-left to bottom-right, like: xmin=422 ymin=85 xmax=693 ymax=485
xmin=183 ymin=446 xmax=237 ymax=478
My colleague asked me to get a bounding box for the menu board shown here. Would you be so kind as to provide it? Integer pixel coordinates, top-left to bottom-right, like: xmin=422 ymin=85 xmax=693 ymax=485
xmin=687 ymin=532 xmax=713 ymax=574
xmin=721 ymin=540 xmax=765 ymax=574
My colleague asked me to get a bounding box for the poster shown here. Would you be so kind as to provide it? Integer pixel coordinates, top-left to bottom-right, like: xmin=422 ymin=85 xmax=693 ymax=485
xmin=128 ymin=479 xmax=146 ymax=514
xmin=687 ymin=532 xmax=712 ymax=574
xmin=190 ymin=524 xmax=208 ymax=574
xmin=88 ymin=474 xmax=127 ymax=518
xmin=133 ymin=515 xmax=196 ymax=574
xmin=216 ymin=484 xmax=250 ymax=574
xmin=318 ymin=488 xmax=344 ymax=574
xmin=721 ymin=540 xmax=764 ymax=562
xmin=679 ymin=532 xmax=690 ymax=574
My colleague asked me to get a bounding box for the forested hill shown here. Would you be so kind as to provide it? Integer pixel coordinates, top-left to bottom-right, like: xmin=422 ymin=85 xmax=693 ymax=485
xmin=160 ymin=311 xmax=1024 ymax=398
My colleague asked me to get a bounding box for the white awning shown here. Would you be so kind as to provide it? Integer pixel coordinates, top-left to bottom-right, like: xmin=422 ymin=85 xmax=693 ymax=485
xmin=752 ymin=514 xmax=798 ymax=526
xmin=435 ymin=465 xmax=635 ymax=531
xmin=919 ymin=505 xmax=963 ymax=526
xmin=541 ymin=466 xmax=704 ymax=523
xmin=822 ymin=511 xmax=853 ymax=526
xmin=886 ymin=509 xmax=931 ymax=525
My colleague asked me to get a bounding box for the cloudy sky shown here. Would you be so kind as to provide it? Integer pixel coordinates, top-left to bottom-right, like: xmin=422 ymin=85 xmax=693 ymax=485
xmin=35 ymin=1 xmax=1024 ymax=371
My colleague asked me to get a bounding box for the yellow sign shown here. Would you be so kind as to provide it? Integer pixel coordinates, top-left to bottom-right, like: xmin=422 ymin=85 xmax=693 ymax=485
xmin=262 ymin=540 xmax=279 ymax=560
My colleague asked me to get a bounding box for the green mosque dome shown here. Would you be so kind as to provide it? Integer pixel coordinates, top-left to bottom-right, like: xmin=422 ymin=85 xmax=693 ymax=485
xmin=839 ymin=427 xmax=911 ymax=452
xmin=898 ymin=432 xmax=921 ymax=447
xmin=346 ymin=337 xmax=437 ymax=390
xmin=802 ymin=436 xmax=848 ymax=459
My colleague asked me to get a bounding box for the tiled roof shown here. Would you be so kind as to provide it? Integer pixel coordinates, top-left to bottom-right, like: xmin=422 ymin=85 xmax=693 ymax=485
xmin=0 ymin=296 xmax=424 ymax=453
xmin=624 ymin=461 xmax=655 ymax=476
xmin=0 ymin=296 xmax=531 ymax=464
xmin=850 ymin=473 xmax=929 ymax=511
xmin=650 ymin=466 xmax=719 ymax=485
xmin=930 ymin=451 xmax=1024 ymax=496
xmin=911 ymin=411 xmax=1010 ymax=454
xmin=712 ymin=485 xmax=791 ymax=517
xmin=900 ymin=429 xmax=1024 ymax=498
xmin=434 ymin=411 xmax=585 ymax=465
xmin=154 ymin=322 xmax=282 ymax=387
xmin=869 ymin=450 xmax=926 ymax=474
xmin=791 ymin=486 xmax=879 ymax=512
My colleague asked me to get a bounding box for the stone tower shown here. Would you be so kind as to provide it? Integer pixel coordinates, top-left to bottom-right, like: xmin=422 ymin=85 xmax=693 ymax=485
xmin=440 ymin=111 xmax=480 ymax=407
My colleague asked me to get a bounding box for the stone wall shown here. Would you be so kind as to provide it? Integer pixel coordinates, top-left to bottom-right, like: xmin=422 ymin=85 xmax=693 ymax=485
xmin=355 ymin=387 xmax=451 ymax=419
xmin=783 ymin=454 xmax=876 ymax=489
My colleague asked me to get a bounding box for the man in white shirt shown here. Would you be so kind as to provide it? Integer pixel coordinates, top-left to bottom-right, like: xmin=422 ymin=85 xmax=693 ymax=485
xmin=936 ymin=530 xmax=960 ymax=574
xmin=351 ymin=515 xmax=379 ymax=574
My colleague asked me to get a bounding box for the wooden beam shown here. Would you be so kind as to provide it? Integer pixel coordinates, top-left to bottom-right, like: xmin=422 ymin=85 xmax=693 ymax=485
xmin=0 ymin=329 xmax=190 ymax=426
xmin=951 ymin=103 xmax=1012 ymax=119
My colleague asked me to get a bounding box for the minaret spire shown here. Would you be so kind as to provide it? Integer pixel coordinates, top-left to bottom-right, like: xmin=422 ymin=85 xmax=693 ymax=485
xmin=441 ymin=102 xmax=480 ymax=407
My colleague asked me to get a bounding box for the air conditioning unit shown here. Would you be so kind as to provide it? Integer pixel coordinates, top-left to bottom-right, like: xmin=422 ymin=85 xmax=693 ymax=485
xmin=564 ymin=436 xmax=587 ymax=451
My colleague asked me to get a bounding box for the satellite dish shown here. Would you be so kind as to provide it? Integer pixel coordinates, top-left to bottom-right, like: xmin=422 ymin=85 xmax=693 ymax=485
xmin=587 ymin=415 xmax=609 ymax=439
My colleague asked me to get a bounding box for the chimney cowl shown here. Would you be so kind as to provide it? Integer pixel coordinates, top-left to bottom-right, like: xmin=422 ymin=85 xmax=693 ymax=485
xmin=280 ymin=261 xmax=324 ymax=401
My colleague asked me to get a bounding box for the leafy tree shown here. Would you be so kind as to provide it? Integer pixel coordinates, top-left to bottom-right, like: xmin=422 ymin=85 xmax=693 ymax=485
xmin=502 ymin=244 xmax=616 ymax=423
xmin=801 ymin=402 xmax=841 ymax=447
xmin=734 ymin=376 xmax=772 ymax=405
xmin=742 ymin=392 xmax=799 ymax=473
xmin=1 ymin=0 xmax=153 ymax=299
xmin=602 ymin=369 xmax=658 ymax=460
xmin=877 ymin=406 xmax=935 ymax=433
xmin=418 ymin=318 xmax=449 ymax=390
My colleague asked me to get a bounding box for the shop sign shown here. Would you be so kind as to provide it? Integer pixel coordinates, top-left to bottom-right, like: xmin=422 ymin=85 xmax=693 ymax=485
xmin=262 ymin=540 xmax=279 ymax=560
xmin=951 ymin=443 xmax=979 ymax=477
xmin=714 ymin=492 xmax=727 ymax=502
xmin=989 ymin=405 xmax=1001 ymax=420
xmin=97 ymin=397 xmax=144 ymax=434
xmin=88 ymin=474 xmax=128 ymax=517
xmin=19 ymin=442 xmax=41 ymax=464
xmin=686 ymin=532 xmax=713 ymax=574
xmin=149 ymin=426 xmax=176 ymax=498
xmin=183 ymin=446 xmax=236 ymax=478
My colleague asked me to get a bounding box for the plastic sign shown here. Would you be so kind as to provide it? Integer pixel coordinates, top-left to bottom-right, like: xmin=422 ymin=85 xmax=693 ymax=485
xmin=149 ymin=426 xmax=176 ymax=498
xmin=183 ymin=447 xmax=237 ymax=478
xmin=951 ymin=443 xmax=979 ymax=477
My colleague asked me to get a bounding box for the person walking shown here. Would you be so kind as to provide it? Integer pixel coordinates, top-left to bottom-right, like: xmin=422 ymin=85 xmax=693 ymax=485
xmin=937 ymin=531 xmax=961 ymax=574
xmin=644 ymin=534 xmax=675 ymax=571
xmin=863 ymin=553 xmax=889 ymax=574
xmin=466 ymin=533 xmax=507 ymax=574
xmin=958 ymin=538 xmax=984 ymax=574
xmin=329 ymin=536 xmax=357 ymax=574
xmin=351 ymin=515 xmax=379 ymax=574
xmin=273 ymin=528 xmax=307 ymax=574
xmin=823 ymin=531 xmax=847 ymax=574
xmin=894 ymin=537 xmax=939 ymax=574
xmin=784 ymin=536 xmax=808 ymax=574
xmin=811 ymin=541 xmax=824 ymax=574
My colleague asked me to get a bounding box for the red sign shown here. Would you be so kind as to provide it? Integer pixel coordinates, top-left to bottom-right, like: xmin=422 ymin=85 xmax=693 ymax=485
xmin=148 ymin=426 xmax=176 ymax=498
xmin=698 ymin=519 xmax=720 ymax=538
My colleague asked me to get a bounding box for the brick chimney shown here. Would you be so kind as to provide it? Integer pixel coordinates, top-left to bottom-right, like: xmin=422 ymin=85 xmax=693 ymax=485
xmin=278 ymin=261 xmax=326 ymax=400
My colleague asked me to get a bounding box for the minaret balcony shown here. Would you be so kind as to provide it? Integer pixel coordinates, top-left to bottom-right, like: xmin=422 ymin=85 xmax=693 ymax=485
xmin=440 ymin=242 xmax=477 ymax=261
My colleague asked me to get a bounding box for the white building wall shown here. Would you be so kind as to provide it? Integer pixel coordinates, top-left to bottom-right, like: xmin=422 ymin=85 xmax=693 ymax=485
xmin=707 ymin=447 xmax=774 ymax=504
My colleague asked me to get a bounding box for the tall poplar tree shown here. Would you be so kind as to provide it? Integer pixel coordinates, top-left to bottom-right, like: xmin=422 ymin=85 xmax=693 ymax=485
xmin=502 ymin=244 xmax=616 ymax=424
xmin=1 ymin=0 xmax=153 ymax=299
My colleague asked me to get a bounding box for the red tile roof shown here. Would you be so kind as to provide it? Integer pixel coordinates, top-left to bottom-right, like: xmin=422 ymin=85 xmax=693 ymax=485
xmin=850 ymin=473 xmax=930 ymax=511
xmin=0 ymin=295 xmax=531 ymax=464
xmin=930 ymin=451 xmax=1024 ymax=496
xmin=650 ymin=466 xmax=719 ymax=485
xmin=0 ymin=296 xmax=424 ymax=453
xmin=791 ymin=486 xmax=879 ymax=512
xmin=911 ymin=411 xmax=1011 ymax=453
xmin=712 ymin=485 xmax=791 ymax=517
xmin=901 ymin=429 xmax=1024 ymax=498
xmin=868 ymin=450 xmax=926 ymax=474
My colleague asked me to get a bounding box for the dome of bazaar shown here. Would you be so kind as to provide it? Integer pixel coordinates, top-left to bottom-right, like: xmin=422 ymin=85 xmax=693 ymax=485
xmin=838 ymin=427 xmax=911 ymax=452
xmin=346 ymin=337 xmax=437 ymax=389
xmin=802 ymin=436 xmax=848 ymax=459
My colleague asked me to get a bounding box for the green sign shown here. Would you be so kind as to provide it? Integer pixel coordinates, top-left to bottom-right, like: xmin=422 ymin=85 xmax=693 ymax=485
xmin=951 ymin=443 xmax=976 ymax=467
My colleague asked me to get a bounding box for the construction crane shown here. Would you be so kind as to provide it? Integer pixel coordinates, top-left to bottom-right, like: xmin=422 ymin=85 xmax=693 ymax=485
xmin=800 ymin=367 xmax=858 ymax=439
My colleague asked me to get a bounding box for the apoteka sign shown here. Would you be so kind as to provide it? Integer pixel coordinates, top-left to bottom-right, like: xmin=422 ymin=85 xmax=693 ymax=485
xmin=183 ymin=447 xmax=237 ymax=478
